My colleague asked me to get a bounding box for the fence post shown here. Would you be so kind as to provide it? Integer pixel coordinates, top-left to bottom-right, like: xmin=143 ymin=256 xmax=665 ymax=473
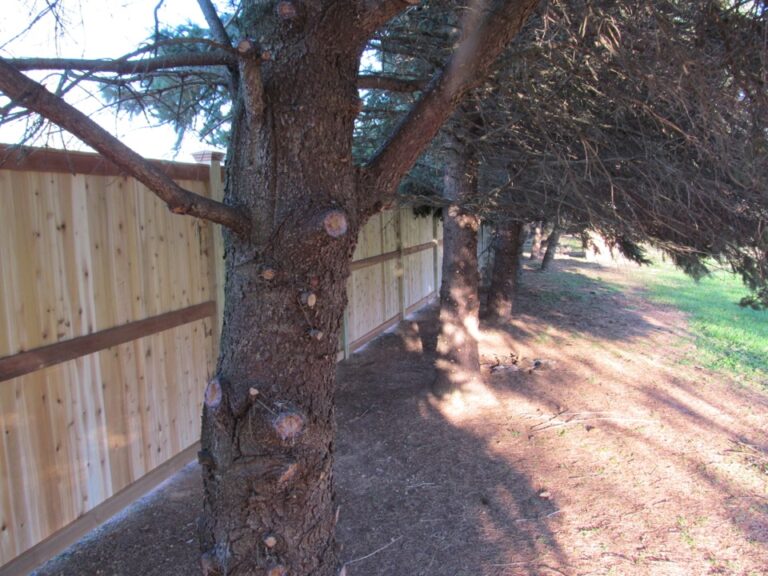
xmin=341 ymin=308 xmax=350 ymax=360
xmin=210 ymin=156 xmax=226 ymax=353
xmin=194 ymin=150 xmax=226 ymax=350
xmin=397 ymin=207 xmax=406 ymax=319
xmin=378 ymin=212 xmax=388 ymax=325
xmin=432 ymin=211 xmax=440 ymax=298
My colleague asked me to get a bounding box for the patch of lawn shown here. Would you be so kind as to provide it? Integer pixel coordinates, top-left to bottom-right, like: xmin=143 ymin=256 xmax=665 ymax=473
xmin=637 ymin=262 xmax=768 ymax=386
xmin=535 ymin=270 xmax=621 ymax=304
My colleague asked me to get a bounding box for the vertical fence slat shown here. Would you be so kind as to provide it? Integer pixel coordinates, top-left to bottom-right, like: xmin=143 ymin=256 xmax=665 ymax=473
xmin=397 ymin=207 xmax=406 ymax=319
xmin=432 ymin=213 xmax=440 ymax=296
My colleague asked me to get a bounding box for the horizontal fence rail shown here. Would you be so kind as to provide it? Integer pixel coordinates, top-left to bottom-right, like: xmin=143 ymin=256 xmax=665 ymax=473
xmin=0 ymin=302 xmax=215 ymax=382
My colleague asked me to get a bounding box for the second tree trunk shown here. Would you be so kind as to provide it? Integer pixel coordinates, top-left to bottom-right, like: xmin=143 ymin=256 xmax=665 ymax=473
xmin=540 ymin=225 xmax=562 ymax=271
xmin=486 ymin=220 xmax=526 ymax=321
xmin=433 ymin=135 xmax=481 ymax=395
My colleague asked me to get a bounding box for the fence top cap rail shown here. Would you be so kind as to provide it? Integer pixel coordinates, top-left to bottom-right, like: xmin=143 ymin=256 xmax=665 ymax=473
xmin=191 ymin=150 xmax=225 ymax=163
xmin=0 ymin=143 xmax=218 ymax=181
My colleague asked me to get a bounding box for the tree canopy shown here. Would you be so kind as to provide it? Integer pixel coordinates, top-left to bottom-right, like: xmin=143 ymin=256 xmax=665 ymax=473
xmin=361 ymin=0 xmax=768 ymax=305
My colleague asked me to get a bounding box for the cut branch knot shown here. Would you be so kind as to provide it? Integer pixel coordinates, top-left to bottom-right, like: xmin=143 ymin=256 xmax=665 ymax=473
xmin=276 ymin=1 xmax=300 ymax=20
xmin=236 ymin=38 xmax=265 ymax=126
xmin=273 ymin=411 xmax=305 ymax=441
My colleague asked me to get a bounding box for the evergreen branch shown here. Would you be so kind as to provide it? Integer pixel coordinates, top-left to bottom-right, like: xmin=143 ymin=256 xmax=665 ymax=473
xmin=0 ymin=58 xmax=250 ymax=236
xmin=7 ymin=51 xmax=237 ymax=75
xmin=363 ymin=0 xmax=540 ymax=205
xmin=357 ymin=74 xmax=426 ymax=92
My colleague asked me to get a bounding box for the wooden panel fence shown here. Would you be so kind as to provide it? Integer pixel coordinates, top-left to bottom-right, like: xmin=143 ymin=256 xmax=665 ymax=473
xmin=0 ymin=146 xmax=219 ymax=573
xmin=345 ymin=207 xmax=442 ymax=354
xmin=0 ymin=146 xmax=442 ymax=573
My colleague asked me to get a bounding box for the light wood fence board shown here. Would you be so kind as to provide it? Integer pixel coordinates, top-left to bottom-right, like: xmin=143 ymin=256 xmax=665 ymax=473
xmin=345 ymin=207 xmax=440 ymax=350
xmin=437 ymin=221 xmax=444 ymax=288
xmin=382 ymin=259 xmax=401 ymax=321
xmin=352 ymin=212 xmax=382 ymax=260
xmin=379 ymin=211 xmax=401 ymax=321
xmin=0 ymin=318 xmax=214 ymax=562
xmin=402 ymin=209 xmax=434 ymax=247
xmin=399 ymin=209 xmax=436 ymax=310
xmin=381 ymin=210 xmax=399 ymax=252
xmin=404 ymin=250 xmax=435 ymax=308
xmin=350 ymin=266 xmax=385 ymax=343
xmin=0 ymin=442 xmax=200 ymax=576
xmin=0 ymin=173 xmax=213 ymax=359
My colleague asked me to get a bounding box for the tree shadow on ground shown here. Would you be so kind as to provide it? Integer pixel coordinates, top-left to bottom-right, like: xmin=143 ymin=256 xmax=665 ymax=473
xmin=468 ymin=258 xmax=768 ymax=571
xmin=484 ymin=264 xmax=668 ymax=352
xmin=335 ymin=313 xmax=570 ymax=576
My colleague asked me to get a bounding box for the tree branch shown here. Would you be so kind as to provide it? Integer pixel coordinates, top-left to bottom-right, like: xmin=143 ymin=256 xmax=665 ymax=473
xmin=8 ymin=58 xmax=425 ymax=94
xmin=12 ymin=50 xmax=427 ymax=97
xmin=0 ymin=58 xmax=250 ymax=235
xmin=196 ymin=0 xmax=239 ymax=96
xmin=197 ymin=0 xmax=233 ymax=48
xmin=357 ymin=74 xmax=426 ymax=92
xmin=358 ymin=0 xmax=419 ymax=36
xmin=7 ymin=52 xmax=237 ymax=75
xmin=363 ymin=0 xmax=540 ymax=204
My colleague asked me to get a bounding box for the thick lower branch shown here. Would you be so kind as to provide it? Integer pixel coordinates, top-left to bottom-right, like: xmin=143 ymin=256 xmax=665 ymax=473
xmin=0 ymin=59 xmax=250 ymax=236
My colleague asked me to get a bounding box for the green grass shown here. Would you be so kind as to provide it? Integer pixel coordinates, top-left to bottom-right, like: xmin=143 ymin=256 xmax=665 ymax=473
xmin=636 ymin=261 xmax=768 ymax=386
xmin=535 ymin=270 xmax=621 ymax=304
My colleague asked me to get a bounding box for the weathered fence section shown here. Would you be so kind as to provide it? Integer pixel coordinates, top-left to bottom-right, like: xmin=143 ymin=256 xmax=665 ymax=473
xmin=0 ymin=146 xmax=442 ymax=572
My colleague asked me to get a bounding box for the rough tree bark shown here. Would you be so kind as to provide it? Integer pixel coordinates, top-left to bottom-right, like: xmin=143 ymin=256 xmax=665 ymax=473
xmin=0 ymin=1 xmax=541 ymax=574
xmin=433 ymin=133 xmax=481 ymax=396
xmin=196 ymin=15 xmax=363 ymax=575
xmin=529 ymin=220 xmax=545 ymax=260
xmin=540 ymin=224 xmax=562 ymax=271
xmin=485 ymin=219 xmax=526 ymax=320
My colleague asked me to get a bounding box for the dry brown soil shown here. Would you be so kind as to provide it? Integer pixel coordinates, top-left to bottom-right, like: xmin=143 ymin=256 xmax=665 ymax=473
xmin=35 ymin=256 xmax=768 ymax=576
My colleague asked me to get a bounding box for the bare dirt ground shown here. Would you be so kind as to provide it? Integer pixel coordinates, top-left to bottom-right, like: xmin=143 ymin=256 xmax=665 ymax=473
xmin=35 ymin=255 xmax=768 ymax=576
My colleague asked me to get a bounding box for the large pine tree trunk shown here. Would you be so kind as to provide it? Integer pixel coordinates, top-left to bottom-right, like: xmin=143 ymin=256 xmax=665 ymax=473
xmin=197 ymin=14 xmax=362 ymax=575
xmin=540 ymin=225 xmax=562 ymax=271
xmin=433 ymin=135 xmax=481 ymax=396
xmin=486 ymin=220 xmax=526 ymax=321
